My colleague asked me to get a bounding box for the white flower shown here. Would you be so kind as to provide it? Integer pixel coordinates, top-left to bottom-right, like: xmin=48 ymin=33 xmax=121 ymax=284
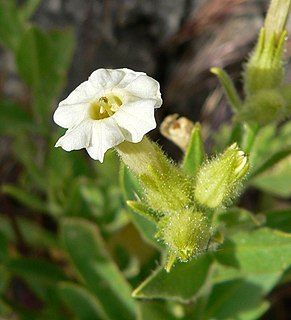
xmin=53 ymin=68 xmax=162 ymax=162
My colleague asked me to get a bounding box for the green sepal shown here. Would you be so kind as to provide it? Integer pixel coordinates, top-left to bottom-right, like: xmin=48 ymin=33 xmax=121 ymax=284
xmin=211 ymin=67 xmax=242 ymax=112
xmin=194 ymin=143 xmax=249 ymax=209
xmin=182 ymin=122 xmax=205 ymax=176
xmin=126 ymin=200 xmax=161 ymax=223
xmin=140 ymin=163 xmax=194 ymax=214
xmin=243 ymin=28 xmax=286 ymax=96
xmin=278 ymin=84 xmax=291 ymax=116
xmin=237 ymin=89 xmax=286 ymax=125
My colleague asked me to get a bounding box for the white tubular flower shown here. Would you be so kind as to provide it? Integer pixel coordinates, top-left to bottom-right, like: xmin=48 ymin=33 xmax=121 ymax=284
xmin=53 ymin=68 xmax=162 ymax=162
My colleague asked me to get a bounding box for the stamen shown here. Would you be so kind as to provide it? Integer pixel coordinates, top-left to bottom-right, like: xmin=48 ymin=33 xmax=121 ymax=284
xmin=89 ymin=95 xmax=123 ymax=120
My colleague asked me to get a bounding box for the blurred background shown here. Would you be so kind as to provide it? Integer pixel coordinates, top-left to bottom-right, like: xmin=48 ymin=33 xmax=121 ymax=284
xmin=1 ymin=0 xmax=291 ymax=319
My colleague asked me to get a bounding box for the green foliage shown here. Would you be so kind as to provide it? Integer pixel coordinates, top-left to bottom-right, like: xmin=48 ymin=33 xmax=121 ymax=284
xmin=0 ymin=0 xmax=291 ymax=319
xmin=16 ymin=26 xmax=75 ymax=125
xmin=61 ymin=218 xmax=137 ymax=320
xmin=58 ymin=282 xmax=109 ymax=320
xmin=182 ymin=122 xmax=205 ymax=176
xmin=133 ymin=254 xmax=212 ymax=302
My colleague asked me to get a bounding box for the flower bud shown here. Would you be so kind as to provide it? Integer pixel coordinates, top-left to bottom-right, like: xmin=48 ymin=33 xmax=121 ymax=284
xmin=194 ymin=144 xmax=249 ymax=209
xmin=160 ymin=210 xmax=211 ymax=263
xmin=243 ymin=28 xmax=286 ymax=96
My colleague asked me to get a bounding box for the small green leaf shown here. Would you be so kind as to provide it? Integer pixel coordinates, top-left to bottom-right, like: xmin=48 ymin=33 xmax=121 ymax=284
xmin=61 ymin=218 xmax=137 ymax=320
xmin=211 ymin=68 xmax=242 ymax=112
xmin=120 ymin=165 xmax=161 ymax=249
xmin=241 ymin=123 xmax=259 ymax=154
xmin=133 ymin=254 xmax=212 ymax=302
xmin=182 ymin=123 xmax=204 ymax=176
xmin=127 ymin=201 xmax=161 ymax=222
xmin=58 ymin=282 xmax=109 ymax=320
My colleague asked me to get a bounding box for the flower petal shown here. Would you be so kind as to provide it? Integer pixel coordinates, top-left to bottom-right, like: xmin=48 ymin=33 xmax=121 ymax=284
xmin=60 ymin=80 xmax=97 ymax=105
xmin=89 ymin=69 xmax=127 ymax=91
xmin=55 ymin=120 xmax=93 ymax=151
xmin=113 ymin=99 xmax=157 ymax=142
xmin=86 ymin=117 xmax=125 ymax=162
xmin=122 ymin=74 xmax=162 ymax=107
xmin=53 ymin=102 xmax=89 ymax=129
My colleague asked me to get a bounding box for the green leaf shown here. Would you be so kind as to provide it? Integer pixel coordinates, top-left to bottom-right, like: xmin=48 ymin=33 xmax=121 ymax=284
xmin=18 ymin=0 xmax=41 ymax=21
xmin=127 ymin=201 xmax=161 ymax=222
xmin=61 ymin=218 xmax=137 ymax=320
xmin=249 ymin=147 xmax=291 ymax=178
xmin=16 ymin=27 xmax=50 ymax=88
xmin=7 ymin=258 xmax=67 ymax=284
xmin=203 ymin=279 xmax=270 ymax=320
xmin=2 ymin=184 xmax=46 ymax=212
xmin=0 ymin=0 xmax=24 ymax=51
xmin=237 ymin=301 xmax=270 ymax=320
xmin=58 ymin=282 xmax=109 ymax=320
xmin=263 ymin=208 xmax=291 ymax=233
xmin=214 ymin=228 xmax=291 ymax=293
xmin=16 ymin=26 xmax=75 ymax=123
xmin=250 ymin=155 xmax=291 ymax=198
xmin=137 ymin=301 xmax=178 ymax=320
xmin=133 ymin=254 xmax=212 ymax=302
xmin=0 ymin=100 xmax=33 ymax=135
xmin=211 ymin=68 xmax=242 ymax=112
xmin=120 ymin=165 xmax=161 ymax=249
xmin=249 ymin=122 xmax=291 ymax=174
xmin=182 ymin=123 xmax=204 ymax=176
xmin=241 ymin=123 xmax=259 ymax=154
xmin=216 ymin=227 xmax=291 ymax=273
xmin=0 ymin=216 xmax=58 ymax=250
xmin=215 ymin=208 xmax=263 ymax=233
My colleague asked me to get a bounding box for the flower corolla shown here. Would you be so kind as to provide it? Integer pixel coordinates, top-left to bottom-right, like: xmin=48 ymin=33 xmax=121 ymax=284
xmin=53 ymin=68 xmax=162 ymax=162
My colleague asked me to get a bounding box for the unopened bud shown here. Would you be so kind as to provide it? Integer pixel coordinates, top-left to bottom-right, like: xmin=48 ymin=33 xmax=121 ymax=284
xmin=194 ymin=144 xmax=249 ymax=209
xmin=243 ymin=28 xmax=286 ymax=96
